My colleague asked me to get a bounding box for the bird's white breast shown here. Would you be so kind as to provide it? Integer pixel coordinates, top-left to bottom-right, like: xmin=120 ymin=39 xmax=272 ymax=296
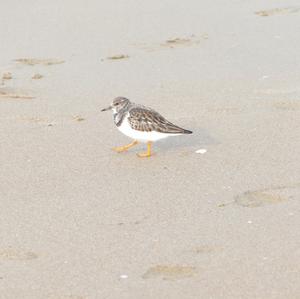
xmin=117 ymin=113 xmax=179 ymax=142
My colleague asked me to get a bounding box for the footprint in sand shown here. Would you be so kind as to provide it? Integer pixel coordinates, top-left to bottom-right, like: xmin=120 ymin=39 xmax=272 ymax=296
xmin=32 ymin=73 xmax=44 ymax=79
xmin=106 ymin=54 xmax=129 ymax=60
xmin=272 ymin=101 xmax=300 ymax=111
xmin=135 ymin=34 xmax=208 ymax=52
xmin=0 ymin=59 xmax=62 ymax=98
xmin=1 ymin=72 xmax=12 ymax=85
xmin=0 ymin=87 xmax=35 ymax=99
xmin=142 ymin=265 xmax=197 ymax=280
xmin=255 ymin=88 xmax=300 ymax=95
xmin=19 ymin=115 xmax=86 ymax=126
xmin=19 ymin=116 xmax=49 ymax=123
xmin=219 ymin=183 xmax=300 ymax=208
xmin=72 ymin=115 xmax=85 ymax=122
xmin=192 ymin=245 xmax=223 ymax=254
xmin=234 ymin=184 xmax=299 ymax=208
xmin=234 ymin=190 xmax=286 ymax=208
xmin=0 ymin=248 xmax=38 ymax=261
xmin=255 ymin=7 xmax=300 ymax=17
xmin=49 ymin=296 xmax=86 ymax=299
xmin=161 ymin=36 xmax=205 ymax=48
xmin=14 ymin=58 xmax=65 ymax=66
xmin=1 ymin=73 xmax=12 ymax=86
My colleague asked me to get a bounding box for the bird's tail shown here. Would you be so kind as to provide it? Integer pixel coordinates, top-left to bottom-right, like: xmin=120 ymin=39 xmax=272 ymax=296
xmin=183 ymin=129 xmax=193 ymax=134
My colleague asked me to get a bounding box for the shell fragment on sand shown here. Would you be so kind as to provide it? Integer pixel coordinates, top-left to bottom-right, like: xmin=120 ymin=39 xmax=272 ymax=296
xmin=195 ymin=149 xmax=207 ymax=154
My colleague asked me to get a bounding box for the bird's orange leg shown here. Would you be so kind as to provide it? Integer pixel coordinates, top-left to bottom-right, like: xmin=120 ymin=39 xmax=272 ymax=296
xmin=113 ymin=140 xmax=138 ymax=153
xmin=137 ymin=141 xmax=152 ymax=158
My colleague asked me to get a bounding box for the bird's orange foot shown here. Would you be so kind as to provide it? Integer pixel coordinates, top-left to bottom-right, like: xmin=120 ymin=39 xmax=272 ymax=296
xmin=112 ymin=140 xmax=138 ymax=153
xmin=113 ymin=146 xmax=128 ymax=153
xmin=137 ymin=152 xmax=152 ymax=158
xmin=137 ymin=141 xmax=152 ymax=158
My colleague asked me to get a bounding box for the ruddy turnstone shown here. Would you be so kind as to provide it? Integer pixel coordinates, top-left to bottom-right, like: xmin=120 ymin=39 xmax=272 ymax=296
xmin=101 ymin=97 xmax=192 ymax=157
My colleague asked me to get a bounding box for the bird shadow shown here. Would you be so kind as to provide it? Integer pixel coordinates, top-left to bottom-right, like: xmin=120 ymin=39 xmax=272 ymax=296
xmin=156 ymin=125 xmax=219 ymax=152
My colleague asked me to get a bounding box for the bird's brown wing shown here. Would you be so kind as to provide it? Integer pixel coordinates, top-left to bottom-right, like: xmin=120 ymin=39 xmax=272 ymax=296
xmin=128 ymin=106 xmax=190 ymax=134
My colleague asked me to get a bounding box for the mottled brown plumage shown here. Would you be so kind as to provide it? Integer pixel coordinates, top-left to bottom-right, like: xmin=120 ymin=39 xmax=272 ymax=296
xmin=128 ymin=106 xmax=192 ymax=134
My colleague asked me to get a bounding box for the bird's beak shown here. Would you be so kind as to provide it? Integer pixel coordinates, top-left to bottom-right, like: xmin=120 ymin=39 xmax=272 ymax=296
xmin=101 ymin=105 xmax=112 ymax=112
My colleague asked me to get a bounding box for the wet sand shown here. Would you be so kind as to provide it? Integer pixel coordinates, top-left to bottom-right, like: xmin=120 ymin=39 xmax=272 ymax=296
xmin=0 ymin=1 xmax=300 ymax=298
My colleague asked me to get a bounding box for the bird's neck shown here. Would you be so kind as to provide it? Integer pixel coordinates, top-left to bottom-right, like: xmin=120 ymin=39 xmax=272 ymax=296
xmin=113 ymin=110 xmax=126 ymax=127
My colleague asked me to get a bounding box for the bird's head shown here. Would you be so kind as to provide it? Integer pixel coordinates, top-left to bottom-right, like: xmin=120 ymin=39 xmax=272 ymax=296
xmin=101 ymin=97 xmax=130 ymax=113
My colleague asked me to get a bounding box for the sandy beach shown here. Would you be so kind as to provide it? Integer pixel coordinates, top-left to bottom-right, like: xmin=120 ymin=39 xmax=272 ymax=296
xmin=1 ymin=1 xmax=300 ymax=298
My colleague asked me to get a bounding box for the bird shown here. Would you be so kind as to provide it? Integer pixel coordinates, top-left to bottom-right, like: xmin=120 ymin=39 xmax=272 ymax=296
xmin=101 ymin=97 xmax=192 ymax=157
